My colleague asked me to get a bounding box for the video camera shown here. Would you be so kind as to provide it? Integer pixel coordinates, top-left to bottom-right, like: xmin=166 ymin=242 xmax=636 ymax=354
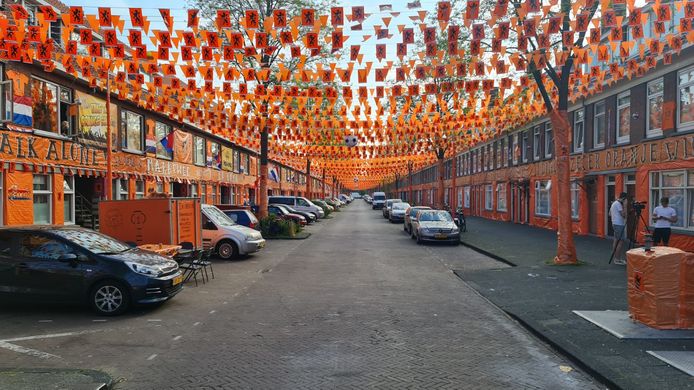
xmin=632 ymin=201 xmax=647 ymax=213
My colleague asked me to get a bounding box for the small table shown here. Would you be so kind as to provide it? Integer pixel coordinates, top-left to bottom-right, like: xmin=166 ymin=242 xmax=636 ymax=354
xmin=137 ymin=244 xmax=182 ymax=257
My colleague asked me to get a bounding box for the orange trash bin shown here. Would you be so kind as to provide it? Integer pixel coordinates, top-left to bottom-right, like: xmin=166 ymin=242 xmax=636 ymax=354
xmin=627 ymin=246 xmax=694 ymax=329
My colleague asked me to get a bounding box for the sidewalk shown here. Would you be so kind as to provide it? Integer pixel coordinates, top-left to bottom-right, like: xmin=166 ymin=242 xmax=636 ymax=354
xmin=455 ymin=216 xmax=694 ymax=390
xmin=0 ymin=368 xmax=113 ymax=389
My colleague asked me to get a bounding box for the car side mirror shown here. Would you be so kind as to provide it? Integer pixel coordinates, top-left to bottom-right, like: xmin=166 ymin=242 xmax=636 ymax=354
xmin=58 ymin=253 xmax=78 ymax=262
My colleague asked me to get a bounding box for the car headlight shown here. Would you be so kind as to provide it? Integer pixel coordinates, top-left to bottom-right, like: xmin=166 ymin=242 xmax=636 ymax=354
xmin=246 ymin=233 xmax=263 ymax=240
xmin=452 ymin=227 xmax=459 ymax=234
xmin=125 ymin=261 xmax=164 ymax=277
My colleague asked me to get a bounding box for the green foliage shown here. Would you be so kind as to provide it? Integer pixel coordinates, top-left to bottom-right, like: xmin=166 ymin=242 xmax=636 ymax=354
xmin=259 ymin=214 xmax=301 ymax=238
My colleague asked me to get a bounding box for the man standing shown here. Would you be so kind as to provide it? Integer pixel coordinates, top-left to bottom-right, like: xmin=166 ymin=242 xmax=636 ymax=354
xmin=652 ymin=197 xmax=677 ymax=246
xmin=610 ymin=192 xmax=628 ymax=265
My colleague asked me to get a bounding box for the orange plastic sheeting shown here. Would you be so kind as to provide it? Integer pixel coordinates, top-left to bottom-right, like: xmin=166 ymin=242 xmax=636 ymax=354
xmin=5 ymin=172 xmax=34 ymax=225
xmin=99 ymin=198 xmax=202 ymax=249
xmin=627 ymin=247 xmax=694 ymax=329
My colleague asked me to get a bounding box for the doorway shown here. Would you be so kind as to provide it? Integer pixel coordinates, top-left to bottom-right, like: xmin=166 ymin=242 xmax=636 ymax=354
xmin=172 ymin=182 xmax=187 ymax=197
xmin=587 ymin=178 xmax=599 ymax=235
xmin=606 ymin=175 xmax=616 ymax=237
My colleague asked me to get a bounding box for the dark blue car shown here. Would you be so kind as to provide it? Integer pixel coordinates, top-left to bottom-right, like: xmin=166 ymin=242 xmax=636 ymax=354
xmin=0 ymin=226 xmax=183 ymax=315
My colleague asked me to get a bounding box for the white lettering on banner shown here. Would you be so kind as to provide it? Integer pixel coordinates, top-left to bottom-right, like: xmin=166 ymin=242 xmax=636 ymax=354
xmin=146 ymin=158 xmax=191 ymax=177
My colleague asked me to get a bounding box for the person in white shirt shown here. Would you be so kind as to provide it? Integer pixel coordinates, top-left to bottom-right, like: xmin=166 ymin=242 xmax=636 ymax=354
xmin=610 ymin=192 xmax=628 ymax=265
xmin=652 ymin=197 xmax=677 ymax=246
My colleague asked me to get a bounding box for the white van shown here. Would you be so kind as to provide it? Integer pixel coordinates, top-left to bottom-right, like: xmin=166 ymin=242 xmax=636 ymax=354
xmin=268 ymin=196 xmax=325 ymax=218
xmin=201 ymin=205 xmax=266 ymax=260
xmin=372 ymin=192 xmax=386 ymax=209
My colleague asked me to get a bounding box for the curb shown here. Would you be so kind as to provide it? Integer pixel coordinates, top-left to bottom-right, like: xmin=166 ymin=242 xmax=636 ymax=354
xmin=459 ymin=238 xmax=517 ymax=267
xmin=0 ymin=368 xmax=114 ymax=389
xmin=266 ymin=233 xmax=312 ymax=240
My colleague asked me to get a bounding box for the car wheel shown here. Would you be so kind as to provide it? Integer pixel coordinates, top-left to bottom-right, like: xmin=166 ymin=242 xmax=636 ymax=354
xmin=217 ymin=240 xmax=238 ymax=260
xmin=90 ymin=280 xmax=130 ymax=316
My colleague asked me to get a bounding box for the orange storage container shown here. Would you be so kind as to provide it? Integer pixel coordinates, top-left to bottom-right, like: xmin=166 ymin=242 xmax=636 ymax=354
xmin=99 ymin=198 xmax=202 ymax=249
xmin=627 ymin=247 xmax=694 ymax=329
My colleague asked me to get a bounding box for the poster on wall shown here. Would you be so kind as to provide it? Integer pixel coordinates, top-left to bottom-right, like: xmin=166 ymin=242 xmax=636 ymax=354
xmin=221 ymin=146 xmax=233 ymax=171
xmin=207 ymin=142 xmax=221 ymax=169
xmin=75 ymin=91 xmax=118 ymax=146
xmin=174 ymin=130 xmax=192 ymax=164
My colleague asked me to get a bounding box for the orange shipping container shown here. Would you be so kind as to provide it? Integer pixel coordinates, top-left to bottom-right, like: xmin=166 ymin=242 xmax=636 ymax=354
xmin=99 ymin=198 xmax=202 ymax=249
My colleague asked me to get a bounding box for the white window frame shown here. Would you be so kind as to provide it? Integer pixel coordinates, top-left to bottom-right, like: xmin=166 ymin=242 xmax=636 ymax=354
xmin=190 ymin=184 xmax=198 ymax=199
xmin=33 ymin=174 xmax=52 ymax=225
xmin=120 ymin=110 xmax=144 ymax=153
xmin=593 ymin=101 xmax=606 ymax=149
xmin=544 ymin=122 xmax=553 ymax=158
xmin=31 ymin=76 xmax=73 ymax=136
xmin=650 ymin=170 xmax=692 ymax=230
xmin=484 ymin=184 xmax=493 ymax=210
xmin=677 ymin=66 xmax=694 ymax=132
xmin=457 ymin=187 xmax=463 ymax=208
xmin=155 ymin=121 xmax=173 ymax=160
xmin=135 ymin=180 xmax=145 ymax=199
xmin=533 ymin=125 xmax=542 ymax=160
xmin=113 ymin=178 xmax=129 ymax=200
xmin=194 ymin=136 xmax=206 ymax=166
xmin=534 ymin=180 xmax=551 ymax=217
xmin=201 ymin=184 xmax=207 ymax=204
xmin=211 ymin=185 xmax=217 ymax=204
xmin=571 ymin=182 xmax=580 ymax=219
xmin=573 ymin=109 xmax=584 ymax=153
xmin=521 ymin=131 xmax=528 ymax=163
xmin=616 ymin=91 xmax=631 ymax=144
xmin=497 ymin=183 xmax=507 ymax=212
xmin=512 ymin=134 xmax=518 ymax=165
xmin=464 ymin=186 xmax=471 ymax=208
xmin=0 ymin=69 xmax=14 ymax=123
xmin=156 ymin=181 xmax=164 ymax=193
xmin=647 ymin=78 xmax=664 ymax=138
xmin=63 ymin=176 xmax=75 ymax=224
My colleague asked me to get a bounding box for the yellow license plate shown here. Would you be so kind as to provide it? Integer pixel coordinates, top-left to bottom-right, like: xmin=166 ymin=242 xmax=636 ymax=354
xmin=172 ymin=275 xmax=183 ymax=286
xmin=435 ymin=233 xmax=446 ymax=239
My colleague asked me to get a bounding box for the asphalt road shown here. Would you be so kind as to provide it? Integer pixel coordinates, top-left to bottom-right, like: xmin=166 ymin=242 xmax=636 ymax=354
xmin=0 ymin=201 xmax=600 ymax=389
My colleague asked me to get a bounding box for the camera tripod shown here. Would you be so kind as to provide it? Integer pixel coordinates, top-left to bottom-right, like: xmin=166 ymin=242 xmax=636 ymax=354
xmin=608 ymin=205 xmax=651 ymax=264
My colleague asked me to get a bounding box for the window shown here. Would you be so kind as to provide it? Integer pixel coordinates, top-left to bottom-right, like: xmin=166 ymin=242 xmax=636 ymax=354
xmin=208 ymin=142 xmax=220 ymax=169
xmin=113 ymin=179 xmax=129 ymax=200
xmin=63 ymin=176 xmax=74 ymax=224
xmin=33 ymin=174 xmax=52 ymax=224
xmin=593 ymin=101 xmax=606 ymax=148
xmin=647 ymin=78 xmax=664 ymax=137
xmin=156 ymin=181 xmax=164 ymax=194
xmin=120 ymin=110 xmax=143 ymax=152
xmin=497 ymin=183 xmax=507 ymax=212
xmin=234 ymin=150 xmax=241 ymax=173
xmin=571 ymin=182 xmax=580 ymax=219
xmin=245 ymin=154 xmax=251 ymax=175
xmin=32 ymin=78 xmax=74 ymax=135
xmin=545 ymin=122 xmax=554 ymax=158
xmin=533 ymin=125 xmax=542 ymax=159
xmin=457 ymin=187 xmax=463 ymax=208
xmin=678 ymin=67 xmax=694 ymax=130
xmin=502 ymin=138 xmax=508 ymax=167
xmin=535 ymin=180 xmax=551 ymax=216
xmin=650 ymin=170 xmax=694 ymax=229
xmin=190 ymin=184 xmax=198 ymax=199
xmin=484 ymin=184 xmax=493 ymax=210
xmin=155 ymin=122 xmax=173 ymax=159
xmin=201 ymin=184 xmax=207 ymax=204
xmin=512 ymin=134 xmax=518 ymax=165
xmin=135 ymin=180 xmax=145 ymax=199
xmin=0 ymin=64 xmax=13 ymax=124
xmin=573 ymin=110 xmax=584 ymax=152
xmin=521 ymin=131 xmax=528 ymax=162
xmin=211 ymin=185 xmax=217 ymax=204
xmin=194 ymin=136 xmax=205 ymax=166
xmin=616 ymin=92 xmax=631 ymax=144
xmin=20 ymin=235 xmax=72 ymax=260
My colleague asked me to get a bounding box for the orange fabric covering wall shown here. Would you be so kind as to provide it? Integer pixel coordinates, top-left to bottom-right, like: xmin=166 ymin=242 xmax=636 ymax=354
xmin=52 ymin=174 xmax=64 ymax=224
xmin=6 ymin=171 xmax=33 ymax=225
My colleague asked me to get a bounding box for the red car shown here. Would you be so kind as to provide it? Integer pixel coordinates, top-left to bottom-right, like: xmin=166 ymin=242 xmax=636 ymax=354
xmin=268 ymin=205 xmax=306 ymax=226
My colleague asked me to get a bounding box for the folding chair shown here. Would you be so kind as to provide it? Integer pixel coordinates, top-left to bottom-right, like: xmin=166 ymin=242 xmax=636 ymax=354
xmin=175 ymin=249 xmax=203 ymax=287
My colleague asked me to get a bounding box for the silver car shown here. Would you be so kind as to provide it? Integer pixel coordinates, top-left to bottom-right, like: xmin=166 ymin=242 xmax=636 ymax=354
xmin=404 ymin=206 xmax=432 ymax=235
xmin=382 ymin=199 xmax=402 ymax=219
xmin=411 ymin=210 xmax=460 ymax=245
xmin=389 ymin=202 xmax=411 ymax=223
xmin=202 ymin=205 xmax=266 ymax=260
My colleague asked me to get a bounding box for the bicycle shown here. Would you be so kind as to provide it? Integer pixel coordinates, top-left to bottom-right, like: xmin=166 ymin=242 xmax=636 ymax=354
xmin=456 ymin=208 xmax=467 ymax=233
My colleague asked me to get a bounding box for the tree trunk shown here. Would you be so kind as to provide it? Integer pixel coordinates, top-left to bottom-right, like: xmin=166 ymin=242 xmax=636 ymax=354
xmin=408 ymin=163 xmax=413 ymax=205
xmin=305 ymin=159 xmax=311 ymax=199
xmin=257 ymin=126 xmax=269 ymax=219
xmin=550 ymin=109 xmax=578 ymax=264
xmin=437 ymin=157 xmax=445 ymax=209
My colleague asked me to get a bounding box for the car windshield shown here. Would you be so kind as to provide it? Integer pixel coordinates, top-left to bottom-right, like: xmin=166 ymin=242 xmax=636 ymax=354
xmin=204 ymin=207 xmax=236 ymax=227
xmin=51 ymin=229 xmax=130 ymax=254
xmin=393 ymin=203 xmax=410 ymax=210
xmin=374 ymin=195 xmax=386 ymax=200
xmin=418 ymin=211 xmax=453 ymax=222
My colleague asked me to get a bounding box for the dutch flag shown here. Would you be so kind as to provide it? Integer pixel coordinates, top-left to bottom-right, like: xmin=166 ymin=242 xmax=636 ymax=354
xmin=269 ymin=167 xmax=279 ymax=183
xmin=12 ymin=95 xmax=32 ymax=127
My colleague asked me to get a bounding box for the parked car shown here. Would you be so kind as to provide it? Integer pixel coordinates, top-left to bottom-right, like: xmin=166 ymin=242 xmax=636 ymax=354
xmin=324 ymin=198 xmax=341 ymax=209
xmin=218 ymin=208 xmax=260 ymax=230
xmin=372 ymin=192 xmax=386 ymax=209
xmin=272 ymin=204 xmax=316 ymax=224
xmin=339 ymin=194 xmax=352 ymax=204
xmin=268 ymin=204 xmax=307 ymax=226
xmin=268 ymin=196 xmax=325 ymax=219
xmin=363 ymin=195 xmax=372 ymax=204
xmin=201 ymin=205 xmax=266 ymax=260
xmin=382 ymin=199 xmax=403 ymax=219
xmin=0 ymin=226 xmax=183 ymax=316
xmin=404 ymin=206 xmax=432 ymax=235
xmin=389 ymin=202 xmax=411 ymax=223
xmin=312 ymin=199 xmax=334 ymax=212
xmin=350 ymin=192 xmax=361 ymax=199
xmin=411 ymin=210 xmax=460 ymax=245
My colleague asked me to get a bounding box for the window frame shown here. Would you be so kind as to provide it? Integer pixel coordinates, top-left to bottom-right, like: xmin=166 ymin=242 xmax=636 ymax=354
xmin=484 ymin=184 xmax=493 ymax=211
xmin=155 ymin=121 xmax=173 ymax=160
xmin=33 ymin=174 xmax=52 ymax=225
xmin=573 ymin=109 xmax=584 ymax=153
xmin=31 ymin=76 xmax=74 ymax=136
xmin=193 ymin=135 xmax=206 ymax=166
xmin=677 ymin=66 xmax=694 ymax=132
xmin=533 ymin=125 xmax=542 ymax=160
xmin=63 ymin=175 xmax=75 ymax=224
xmin=647 ymin=78 xmax=664 ymax=138
xmin=593 ymin=100 xmax=606 ymax=149
xmin=120 ymin=110 xmax=144 ymax=153
xmin=544 ymin=122 xmax=553 ymax=158
xmin=521 ymin=131 xmax=528 ymax=163
xmin=135 ymin=180 xmax=145 ymax=199
xmin=534 ymin=180 xmax=551 ymax=217
xmin=650 ymin=170 xmax=692 ymax=230
xmin=571 ymin=181 xmax=580 ymax=219
xmin=616 ymin=91 xmax=631 ymax=145
xmin=496 ymin=183 xmax=507 ymax=212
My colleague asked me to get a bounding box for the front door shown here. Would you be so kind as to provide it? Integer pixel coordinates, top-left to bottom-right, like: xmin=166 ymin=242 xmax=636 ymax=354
xmin=15 ymin=234 xmax=85 ymax=301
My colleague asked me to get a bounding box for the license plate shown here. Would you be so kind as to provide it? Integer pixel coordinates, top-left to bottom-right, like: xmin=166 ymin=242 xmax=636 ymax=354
xmin=435 ymin=233 xmax=446 ymax=239
xmin=172 ymin=275 xmax=183 ymax=286
xmin=258 ymin=241 xmax=265 ymax=249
